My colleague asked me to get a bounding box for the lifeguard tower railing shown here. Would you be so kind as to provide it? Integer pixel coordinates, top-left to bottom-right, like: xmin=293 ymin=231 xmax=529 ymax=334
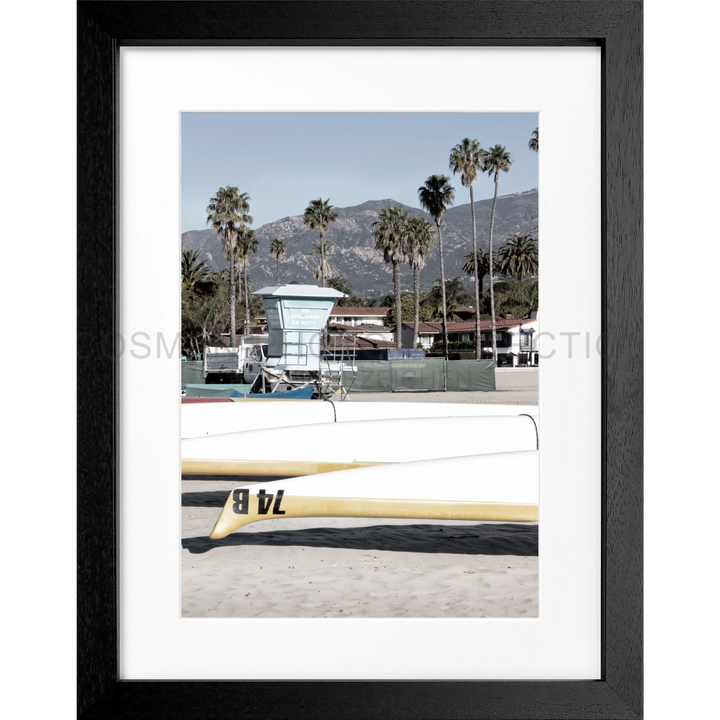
xmin=319 ymin=333 xmax=358 ymax=399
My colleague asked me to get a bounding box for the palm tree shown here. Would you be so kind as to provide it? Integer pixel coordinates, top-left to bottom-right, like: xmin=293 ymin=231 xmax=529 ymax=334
xmin=372 ymin=206 xmax=410 ymax=348
xmin=181 ymin=249 xmax=210 ymax=293
xmin=269 ymin=237 xmax=287 ymax=283
xmin=328 ymin=276 xmax=352 ymax=296
xmin=462 ymin=247 xmax=494 ymax=340
xmin=405 ymin=216 xmax=434 ymax=349
xmin=444 ymin=276 xmax=473 ymax=307
xmin=481 ymin=146 xmax=513 ymax=361
xmin=206 ymin=186 xmax=252 ymax=346
xmin=528 ymin=127 xmax=539 ymax=152
xmin=312 ymin=241 xmax=333 ymax=285
xmin=418 ymin=175 xmax=455 ymax=365
xmin=449 ymin=138 xmax=486 ymax=358
xmin=496 ymin=233 xmax=538 ymax=281
xmin=303 ymin=198 xmax=338 ymax=287
xmin=494 ymin=279 xmax=539 ymax=319
xmin=424 ymin=279 xmax=463 ymax=323
xmin=234 ymin=226 xmax=258 ymax=335
xmin=207 ymin=267 xmax=230 ymax=285
xmin=328 ymin=277 xmax=360 ymax=307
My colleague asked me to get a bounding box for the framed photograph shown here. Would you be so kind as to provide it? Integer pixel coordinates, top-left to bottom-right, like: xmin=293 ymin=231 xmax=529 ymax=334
xmin=76 ymin=0 xmax=644 ymax=718
xmin=126 ymin=47 xmax=593 ymax=678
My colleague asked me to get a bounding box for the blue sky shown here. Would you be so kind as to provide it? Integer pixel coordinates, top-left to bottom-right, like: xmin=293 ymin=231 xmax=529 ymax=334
xmin=182 ymin=113 xmax=538 ymax=232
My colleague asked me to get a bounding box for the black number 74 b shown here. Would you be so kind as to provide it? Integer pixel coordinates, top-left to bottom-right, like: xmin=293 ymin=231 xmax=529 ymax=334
xmin=232 ymin=488 xmax=286 ymax=516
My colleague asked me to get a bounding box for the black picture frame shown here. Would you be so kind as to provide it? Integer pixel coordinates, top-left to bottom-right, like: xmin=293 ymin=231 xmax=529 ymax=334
xmin=77 ymin=1 xmax=642 ymax=717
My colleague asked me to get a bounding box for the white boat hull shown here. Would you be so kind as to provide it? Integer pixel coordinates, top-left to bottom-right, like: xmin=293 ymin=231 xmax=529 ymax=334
xmin=181 ymin=399 xmax=538 ymax=439
xmin=182 ymin=414 xmax=538 ymax=476
xmin=210 ymin=450 xmax=539 ymax=538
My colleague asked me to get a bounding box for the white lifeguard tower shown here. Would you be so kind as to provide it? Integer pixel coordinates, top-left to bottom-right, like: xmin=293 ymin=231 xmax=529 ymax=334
xmin=252 ymin=284 xmax=352 ymax=396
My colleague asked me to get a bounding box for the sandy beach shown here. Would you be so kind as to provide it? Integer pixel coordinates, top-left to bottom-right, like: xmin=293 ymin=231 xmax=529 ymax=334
xmin=182 ymin=370 xmax=538 ymax=618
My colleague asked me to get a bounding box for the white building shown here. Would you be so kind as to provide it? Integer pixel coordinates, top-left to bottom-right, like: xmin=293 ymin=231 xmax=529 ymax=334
xmin=328 ymin=322 xmax=395 ymax=344
xmin=402 ymin=316 xmax=539 ymax=366
xmin=329 ymin=306 xmax=387 ymax=327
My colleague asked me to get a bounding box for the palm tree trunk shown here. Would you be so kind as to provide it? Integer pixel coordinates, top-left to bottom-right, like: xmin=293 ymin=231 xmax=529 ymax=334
xmin=478 ymin=271 xmax=485 ymax=354
xmin=469 ymin=184 xmax=481 ymax=360
xmin=413 ymin=262 xmax=420 ymax=349
xmin=243 ymin=262 xmax=250 ymax=334
xmin=393 ymin=261 xmax=402 ymax=348
xmin=228 ymin=233 xmax=236 ymax=347
xmin=320 ymin=234 xmax=326 ymax=287
xmin=489 ymin=175 xmax=499 ymax=362
xmin=437 ymin=221 xmax=449 ymax=389
xmin=319 ymin=234 xmax=328 ymax=347
xmin=276 ymin=256 xmax=280 ymax=284
xmin=239 ymin=262 xmax=244 ymax=333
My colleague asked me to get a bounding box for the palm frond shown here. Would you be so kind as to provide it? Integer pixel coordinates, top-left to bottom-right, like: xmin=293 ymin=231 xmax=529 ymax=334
xmin=448 ymin=137 xmax=484 ymax=189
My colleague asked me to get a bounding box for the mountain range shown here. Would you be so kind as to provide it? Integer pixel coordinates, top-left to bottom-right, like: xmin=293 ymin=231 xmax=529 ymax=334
xmin=181 ymin=188 xmax=538 ymax=297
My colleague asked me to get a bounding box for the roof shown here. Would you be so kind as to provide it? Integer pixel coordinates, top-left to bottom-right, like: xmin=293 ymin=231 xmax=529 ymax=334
xmin=330 ymin=307 xmax=387 ymax=316
xmin=328 ymin=322 xmax=393 ymax=333
xmin=253 ymin=284 xmax=345 ymax=299
xmin=402 ymin=317 xmax=536 ymax=334
xmin=325 ymin=335 xmax=397 ymax=349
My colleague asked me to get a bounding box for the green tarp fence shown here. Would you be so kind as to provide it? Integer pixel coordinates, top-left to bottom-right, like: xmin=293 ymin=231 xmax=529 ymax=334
xmin=346 ymin=359 xmax=496 ymax=393
xmin=181 ymin=358 xmax=496 ymax=393
xmin=181 ymin=361 xmax=204 ymax=385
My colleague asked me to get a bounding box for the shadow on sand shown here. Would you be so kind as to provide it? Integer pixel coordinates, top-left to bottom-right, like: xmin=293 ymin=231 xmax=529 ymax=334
xmin=182 ymin=522 xmax=538 ymax=557
xmin=182 ymin=491 xmax=230 ymax=508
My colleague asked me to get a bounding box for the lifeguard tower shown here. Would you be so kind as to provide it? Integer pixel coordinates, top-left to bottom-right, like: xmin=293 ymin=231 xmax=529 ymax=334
xmin=252 ymin=285 xmax=350 ymax=395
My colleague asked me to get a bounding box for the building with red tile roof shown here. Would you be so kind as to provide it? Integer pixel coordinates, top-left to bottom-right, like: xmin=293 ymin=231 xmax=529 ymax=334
xmin=401 ymin=315 xmax=539 ymax=365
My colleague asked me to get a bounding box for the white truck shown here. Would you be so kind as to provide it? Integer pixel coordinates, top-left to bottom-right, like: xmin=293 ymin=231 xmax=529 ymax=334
xmin=203 ymin=334 xmax=268 ymax=383
xmin=241 ymin=343 xmax=269 ymax=386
